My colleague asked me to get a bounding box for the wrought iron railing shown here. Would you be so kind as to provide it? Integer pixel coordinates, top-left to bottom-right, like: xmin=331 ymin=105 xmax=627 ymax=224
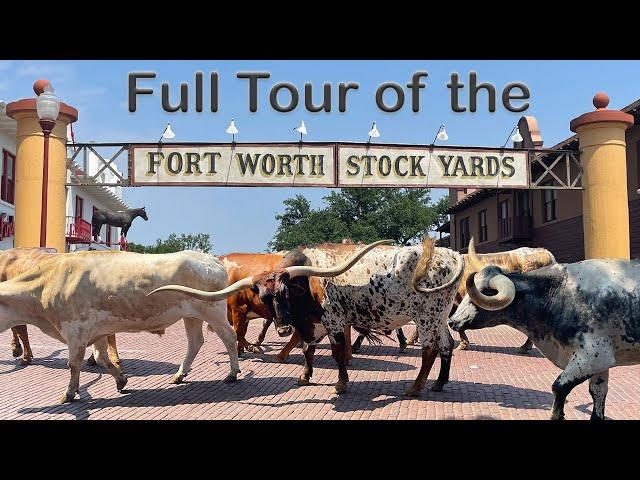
xmin=65 ymin=216 xmax=92 ymax=243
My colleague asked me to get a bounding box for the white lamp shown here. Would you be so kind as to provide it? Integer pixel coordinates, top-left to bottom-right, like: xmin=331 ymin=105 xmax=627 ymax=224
xmin=36 ymin=84 xmax=60 ymax=123
xmin=226 ymin=119 xmax=239 ymax=143
xmin=159 ymin=122 xmax=175 ymax=143
xmin=511 ymin=126 xmax=523 ymax=143
xmin=503 ymin=124 xmax=523 ymax=148
xmin=367 ymin=121 xmax=380 ymax=142
xmin=433 ymin=124 xmax=448 ymax=144
xmin=295 ymin=120 xmax=307 ymax=141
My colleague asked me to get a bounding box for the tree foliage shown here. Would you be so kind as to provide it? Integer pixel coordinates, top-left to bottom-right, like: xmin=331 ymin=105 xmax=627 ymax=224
xmin=128 ymin=233 xmax=213 ymax=254
xmin=268 ymin=188 xmax=448 ymax=251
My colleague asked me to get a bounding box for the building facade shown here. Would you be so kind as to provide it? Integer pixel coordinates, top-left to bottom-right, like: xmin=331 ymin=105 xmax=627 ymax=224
xmin=445 ymin=98 xmax=640 ymax=263
xmin=0 ymin=103 xmax=128 ymax=252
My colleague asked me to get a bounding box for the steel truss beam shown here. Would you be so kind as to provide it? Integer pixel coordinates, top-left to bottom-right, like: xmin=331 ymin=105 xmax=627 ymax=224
xmin=66 ymin=142 xmax=583 ymax=190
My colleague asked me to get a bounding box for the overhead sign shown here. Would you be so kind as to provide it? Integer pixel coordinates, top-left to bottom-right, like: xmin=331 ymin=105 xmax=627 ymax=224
xmin=337 ymin=144 xmax=528 ymax=188
xmin=129 ymin=143 xmax=529 ymax=188
xmin=130 ymin=144 xmax=336 ymax=186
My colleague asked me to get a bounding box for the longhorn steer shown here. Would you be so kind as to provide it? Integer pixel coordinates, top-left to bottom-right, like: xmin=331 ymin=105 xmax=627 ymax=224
xmin=220 ymin=252 xmax=293 ymax=356
xmin=0 ymin=250 xmax=240 ymax=403
xmin=0 ymin=248 xmax=122 ymax=367
xmin=153 ymin=238 xmax=464 ymax=395
xmin=449 ymin=259 xmax=640 ymax=420
xmin=408 ymin=237 xmax=557 ymax=352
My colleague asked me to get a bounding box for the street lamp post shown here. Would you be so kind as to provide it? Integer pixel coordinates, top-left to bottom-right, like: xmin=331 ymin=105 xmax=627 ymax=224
xmin=35 ymin=84 xmax=60 ymax=248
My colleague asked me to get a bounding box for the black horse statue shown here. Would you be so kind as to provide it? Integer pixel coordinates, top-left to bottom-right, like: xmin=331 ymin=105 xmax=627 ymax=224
xmin=92 ymin=206 xmax=148 ymax=239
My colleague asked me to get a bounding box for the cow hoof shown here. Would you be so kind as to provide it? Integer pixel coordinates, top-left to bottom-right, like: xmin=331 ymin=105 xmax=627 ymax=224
xmin=298 ymin=377 xmax=311 ymax=386
xmin=11 ymin=344 xmax=23 ymax=358
xmin=86 ymin=355 xmax=97 ymax=366
xmin=334 ymin=381 xmax=347 ymax=395
xmin=19 ymin=356 xmax=32 ymax=366
xmin=429 ymin=381 xmax=445 ymax=392
xmin=223 ymin=373 xmax=238 ymax=383
xmin=171 ymin=373 xmax=185 ymax=384
xmin=456 ymin=340 xmax=469 ymax=351
xmin=60 ymin=392 xmax=76 ymax=404
xmin=274 ymin=354 xmax=287 ymax=363
xmin=404 ymin=386 xmax=422 ymax=397
xmin=518 ymin=346 xmax=532 ymax=354
xmin=398 ymin=343 xmax=408 ymax=353
xmin=116 ymin=375 xmax=128 ymax=392
xmin=247 ymin=344 xmax=263 ymax=354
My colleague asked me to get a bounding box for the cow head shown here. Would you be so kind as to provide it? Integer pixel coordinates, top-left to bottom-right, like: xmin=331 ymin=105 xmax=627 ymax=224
xmin=149 ymin=239 xmax=393 ymax=334
xmin=248 ymin=269 xmax=303 ymax=337
xmin=448 ymin=265 xmax=516 ymax=332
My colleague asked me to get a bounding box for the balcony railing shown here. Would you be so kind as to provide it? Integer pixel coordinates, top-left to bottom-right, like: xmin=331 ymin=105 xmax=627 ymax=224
xmin=66 ymin=216 xmax=92 ymax=244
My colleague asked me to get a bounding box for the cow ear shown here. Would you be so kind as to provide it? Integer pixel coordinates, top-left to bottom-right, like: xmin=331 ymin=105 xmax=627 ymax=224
xmin=289 ymin=283 xmax=307 ymax=297
xmin=279 ymin=271 xmax=291 ymax=283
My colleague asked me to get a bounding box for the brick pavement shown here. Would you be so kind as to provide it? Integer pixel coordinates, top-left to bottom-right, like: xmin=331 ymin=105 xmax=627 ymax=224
xmin=1 ymin=321 xmax=640 ymax=420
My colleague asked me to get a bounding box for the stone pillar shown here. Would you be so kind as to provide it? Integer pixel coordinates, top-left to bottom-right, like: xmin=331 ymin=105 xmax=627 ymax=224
xmin=570 ymin=92 xmax=634 ymax=260
xmin=6 ymin=80 xmax=78 ymax=253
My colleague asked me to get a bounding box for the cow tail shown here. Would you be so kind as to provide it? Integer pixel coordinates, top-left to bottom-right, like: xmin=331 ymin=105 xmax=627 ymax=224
xmin=353 ymin=327 xmax=389 ymax=346
xmin=410 ymin=235 xmax=436 ymax=292
xmin=412 ymin=237 xmax=465 ymax=294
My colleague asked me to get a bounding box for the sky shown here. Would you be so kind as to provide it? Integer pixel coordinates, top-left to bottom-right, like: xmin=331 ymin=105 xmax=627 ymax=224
xmin=1 ymin=60 xmax=639 ymax=254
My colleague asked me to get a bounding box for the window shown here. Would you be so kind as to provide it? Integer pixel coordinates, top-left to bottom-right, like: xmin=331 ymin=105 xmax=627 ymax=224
xmin=478 ymin=209 xmax=488 ymax=243
xmin=75 ymin=196 xmax=84 ymax=219
xmin=1 ymin=150 xmax=16 ymax=205
xmin=516 ymin=191 xmax=531 ymax=216
xmin=499 ymin=200 xmax=511 ymax=238
xmin=459 ymin=217 xmax=470 ymax=248
xmin=543 ymin=187 xmax=557 ymax=222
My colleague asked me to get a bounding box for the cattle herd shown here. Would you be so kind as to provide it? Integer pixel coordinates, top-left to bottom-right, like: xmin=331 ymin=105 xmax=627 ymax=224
xmin=1 ymin=235 xmax=639 ymax=420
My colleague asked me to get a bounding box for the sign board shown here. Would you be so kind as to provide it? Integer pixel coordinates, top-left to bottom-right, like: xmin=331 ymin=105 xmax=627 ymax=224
xmin=129 ymin=143 xmax=529 ymax=188
xmin=337 ymin=144 xmax=528 ymax=188
xmin=131 ymin=144 xmax=336 ymax=186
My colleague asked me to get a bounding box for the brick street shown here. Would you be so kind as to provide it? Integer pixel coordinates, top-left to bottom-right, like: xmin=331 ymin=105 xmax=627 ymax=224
xmin=2 ymin=321 xmax=639 ymax=420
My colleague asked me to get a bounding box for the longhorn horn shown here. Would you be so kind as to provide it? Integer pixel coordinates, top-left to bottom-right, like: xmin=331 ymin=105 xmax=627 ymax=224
xmin=467 ymin=237 xmax=484 ymax=272
xmin=147 ymin=276 xmax=255 ymax=302
xmin=285 ymin=239 xmax=393 ymax=279
xmin=465 ymin=270 xmax=516 ymax=311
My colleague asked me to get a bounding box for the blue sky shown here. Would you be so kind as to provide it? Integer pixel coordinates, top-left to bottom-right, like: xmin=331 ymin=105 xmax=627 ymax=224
xmin=1 ymin=60 xmax=639 ymax=253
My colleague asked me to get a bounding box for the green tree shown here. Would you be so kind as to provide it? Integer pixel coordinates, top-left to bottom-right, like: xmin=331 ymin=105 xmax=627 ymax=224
xmin=128 ymin=233 xmax=213 ymax=254
xmin=268 ymin=188 xmax=448 ymax=251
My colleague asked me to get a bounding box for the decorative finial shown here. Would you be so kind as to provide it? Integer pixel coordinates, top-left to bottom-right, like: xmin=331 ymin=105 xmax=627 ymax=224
xmin=593 ymin=92 xmax=609 ymax=110
xmin=33 ymin=79 xmax=51 ymax=96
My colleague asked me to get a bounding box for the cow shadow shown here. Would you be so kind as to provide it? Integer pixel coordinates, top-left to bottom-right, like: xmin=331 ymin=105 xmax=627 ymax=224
xmin=0 ymin=348 xmax=67 ymax=375
xmin=460 ymin=344 xmax=544 ymax=358
xmin=258 ymin=342 xmax=415 ymax=359
xmin=17 ymin=374 xmax=104 ymax=420
xmin=16 ymin=372 xmax=554 ymax=419
xmin=243 ymin=379 xmax=554 ymax=414
xmin=239 ymin=350 xmax=415 ymax=372
xmin=1 ymin=350 xmax=179 ymax=378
